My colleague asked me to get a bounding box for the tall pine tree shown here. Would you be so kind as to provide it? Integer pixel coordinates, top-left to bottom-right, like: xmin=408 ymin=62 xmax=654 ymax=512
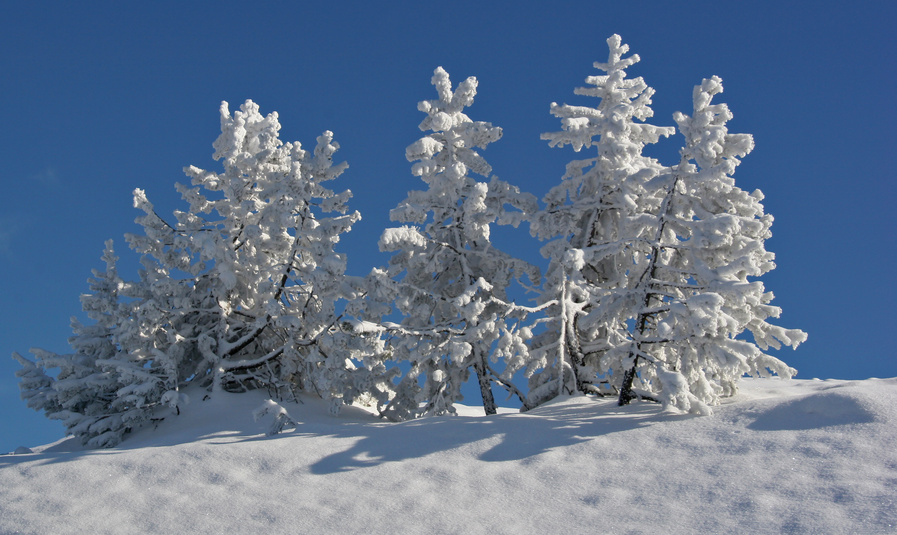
xmin=16 ymin=100 xmax=392 ymax=446
xmin=379 ymin=67 xmax=537 ymax=419
xmin=612 ymin=76 xmax=806 ymax=412
xmin=521 ymin=35 xmax=674 ymax=406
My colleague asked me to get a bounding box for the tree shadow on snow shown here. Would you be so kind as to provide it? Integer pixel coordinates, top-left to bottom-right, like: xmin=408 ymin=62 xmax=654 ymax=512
xmin=303 ymin=397 xmax=693 ymax=474
xmin=0 ymin=396 xmax=691 ymax=471
xmin=0 ymin=438 xmax=116 ymax=467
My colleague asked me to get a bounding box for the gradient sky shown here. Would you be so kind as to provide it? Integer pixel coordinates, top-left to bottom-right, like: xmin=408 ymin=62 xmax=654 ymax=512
xmin=1 ymin=1 xmax=894 ymax=453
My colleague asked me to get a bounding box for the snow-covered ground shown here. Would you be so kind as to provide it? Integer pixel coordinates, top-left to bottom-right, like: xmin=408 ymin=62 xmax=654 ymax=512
xmin=2 ymin=377 xmax=895 ymax=534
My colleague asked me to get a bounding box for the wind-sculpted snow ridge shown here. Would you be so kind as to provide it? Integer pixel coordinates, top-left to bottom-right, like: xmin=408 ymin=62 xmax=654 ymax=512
xmin=2 ymin=378 xmax=895 ymax=534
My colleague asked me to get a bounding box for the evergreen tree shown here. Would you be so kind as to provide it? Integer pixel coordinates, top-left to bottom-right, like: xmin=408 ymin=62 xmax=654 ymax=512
xmin=611 ymin=76 xmax=806 ymax=411
xmin=124 ymin=100 xmax=389 ymax=411
xmin=521 ymin=35 xmax=674 ymax=406
xmin=379 ymin=67 xmax=537 ymax=419
xmin=14 ymin=241 xmax=142 ymax=447
xmin=15 ymin=100 xmax=390 ymax=446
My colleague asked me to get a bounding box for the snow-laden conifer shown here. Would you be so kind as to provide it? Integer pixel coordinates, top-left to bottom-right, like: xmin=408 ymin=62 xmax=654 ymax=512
xmin=379 ymin=67 xmax=538 ymax=419
xmin=15 ymin=101 xmax=392 ymax=445
xmin=610 ymin=76 xmax=807 ymax=412
xmin=517 ymin=35 xmax=674 ymax=406
xmin=14 ymin=241 xmax=137 ymax=447
xmin=124 ymin=100 xmax=390 ymax=411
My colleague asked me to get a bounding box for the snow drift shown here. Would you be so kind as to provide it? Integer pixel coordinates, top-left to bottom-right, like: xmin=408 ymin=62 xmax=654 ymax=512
xmin=2 ymin=377 xmax=895 ymax=534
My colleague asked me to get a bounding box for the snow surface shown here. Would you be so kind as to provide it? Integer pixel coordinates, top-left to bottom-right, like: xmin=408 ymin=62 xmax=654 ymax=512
xmin=2 ymin=378 xmax=895 ymax=534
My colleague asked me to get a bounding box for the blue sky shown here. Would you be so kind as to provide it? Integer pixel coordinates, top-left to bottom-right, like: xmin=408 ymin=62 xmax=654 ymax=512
xmin=1 ymin=1 xmax=894 ymax=453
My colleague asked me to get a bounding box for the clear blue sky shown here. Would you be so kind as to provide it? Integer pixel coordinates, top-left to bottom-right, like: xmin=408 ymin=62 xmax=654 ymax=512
xmin=2 ymin=1 xmax=894 ymax=453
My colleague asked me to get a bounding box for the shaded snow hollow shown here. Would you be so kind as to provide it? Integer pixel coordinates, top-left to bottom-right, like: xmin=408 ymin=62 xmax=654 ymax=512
xmin=2 ymin=378 xmax=895 ymax=534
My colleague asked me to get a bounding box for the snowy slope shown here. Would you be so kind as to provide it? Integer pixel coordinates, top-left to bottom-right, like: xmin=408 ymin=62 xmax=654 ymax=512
xmin=2 ymin=378 xmax=895 ymax=534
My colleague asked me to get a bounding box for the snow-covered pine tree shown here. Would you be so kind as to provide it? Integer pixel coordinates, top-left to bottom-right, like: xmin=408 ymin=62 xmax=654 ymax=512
xmin=519 ymin=35 xmax=674 ymax=407
xmin=379 ymin=67 xmax=538 ymax=419
xmin=14 ymin=241 xmax=140 ymax=447
xmin=611 ymin=76 xmax=806 ymax=412
xmin=15 ymin=100 xmax=392 ymax=446
xmin=123 ymin=100 xmax=388 ymax=413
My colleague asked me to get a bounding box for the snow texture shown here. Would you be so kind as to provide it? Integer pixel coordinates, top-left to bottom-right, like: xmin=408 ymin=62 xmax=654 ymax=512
xmin=1 ymin=378 xmax=895 ymax=534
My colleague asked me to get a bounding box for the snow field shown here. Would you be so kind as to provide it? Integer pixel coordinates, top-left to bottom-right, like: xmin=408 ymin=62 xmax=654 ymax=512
xmin=2 ymin=377 xmax=895 ymax=534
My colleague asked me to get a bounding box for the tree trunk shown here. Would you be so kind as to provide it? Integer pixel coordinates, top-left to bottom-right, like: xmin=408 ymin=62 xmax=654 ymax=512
xmin=619 ymin=173 xmax=681 ymax=407
xmin=473 ymin=350 xmax=497 ymax=415
xmin=618 ymin=364 xmax=638 ymax=406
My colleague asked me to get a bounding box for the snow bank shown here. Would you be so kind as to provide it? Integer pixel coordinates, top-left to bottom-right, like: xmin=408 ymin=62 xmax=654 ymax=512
xmin=2 ymin=378 xmax=895 ymax=534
